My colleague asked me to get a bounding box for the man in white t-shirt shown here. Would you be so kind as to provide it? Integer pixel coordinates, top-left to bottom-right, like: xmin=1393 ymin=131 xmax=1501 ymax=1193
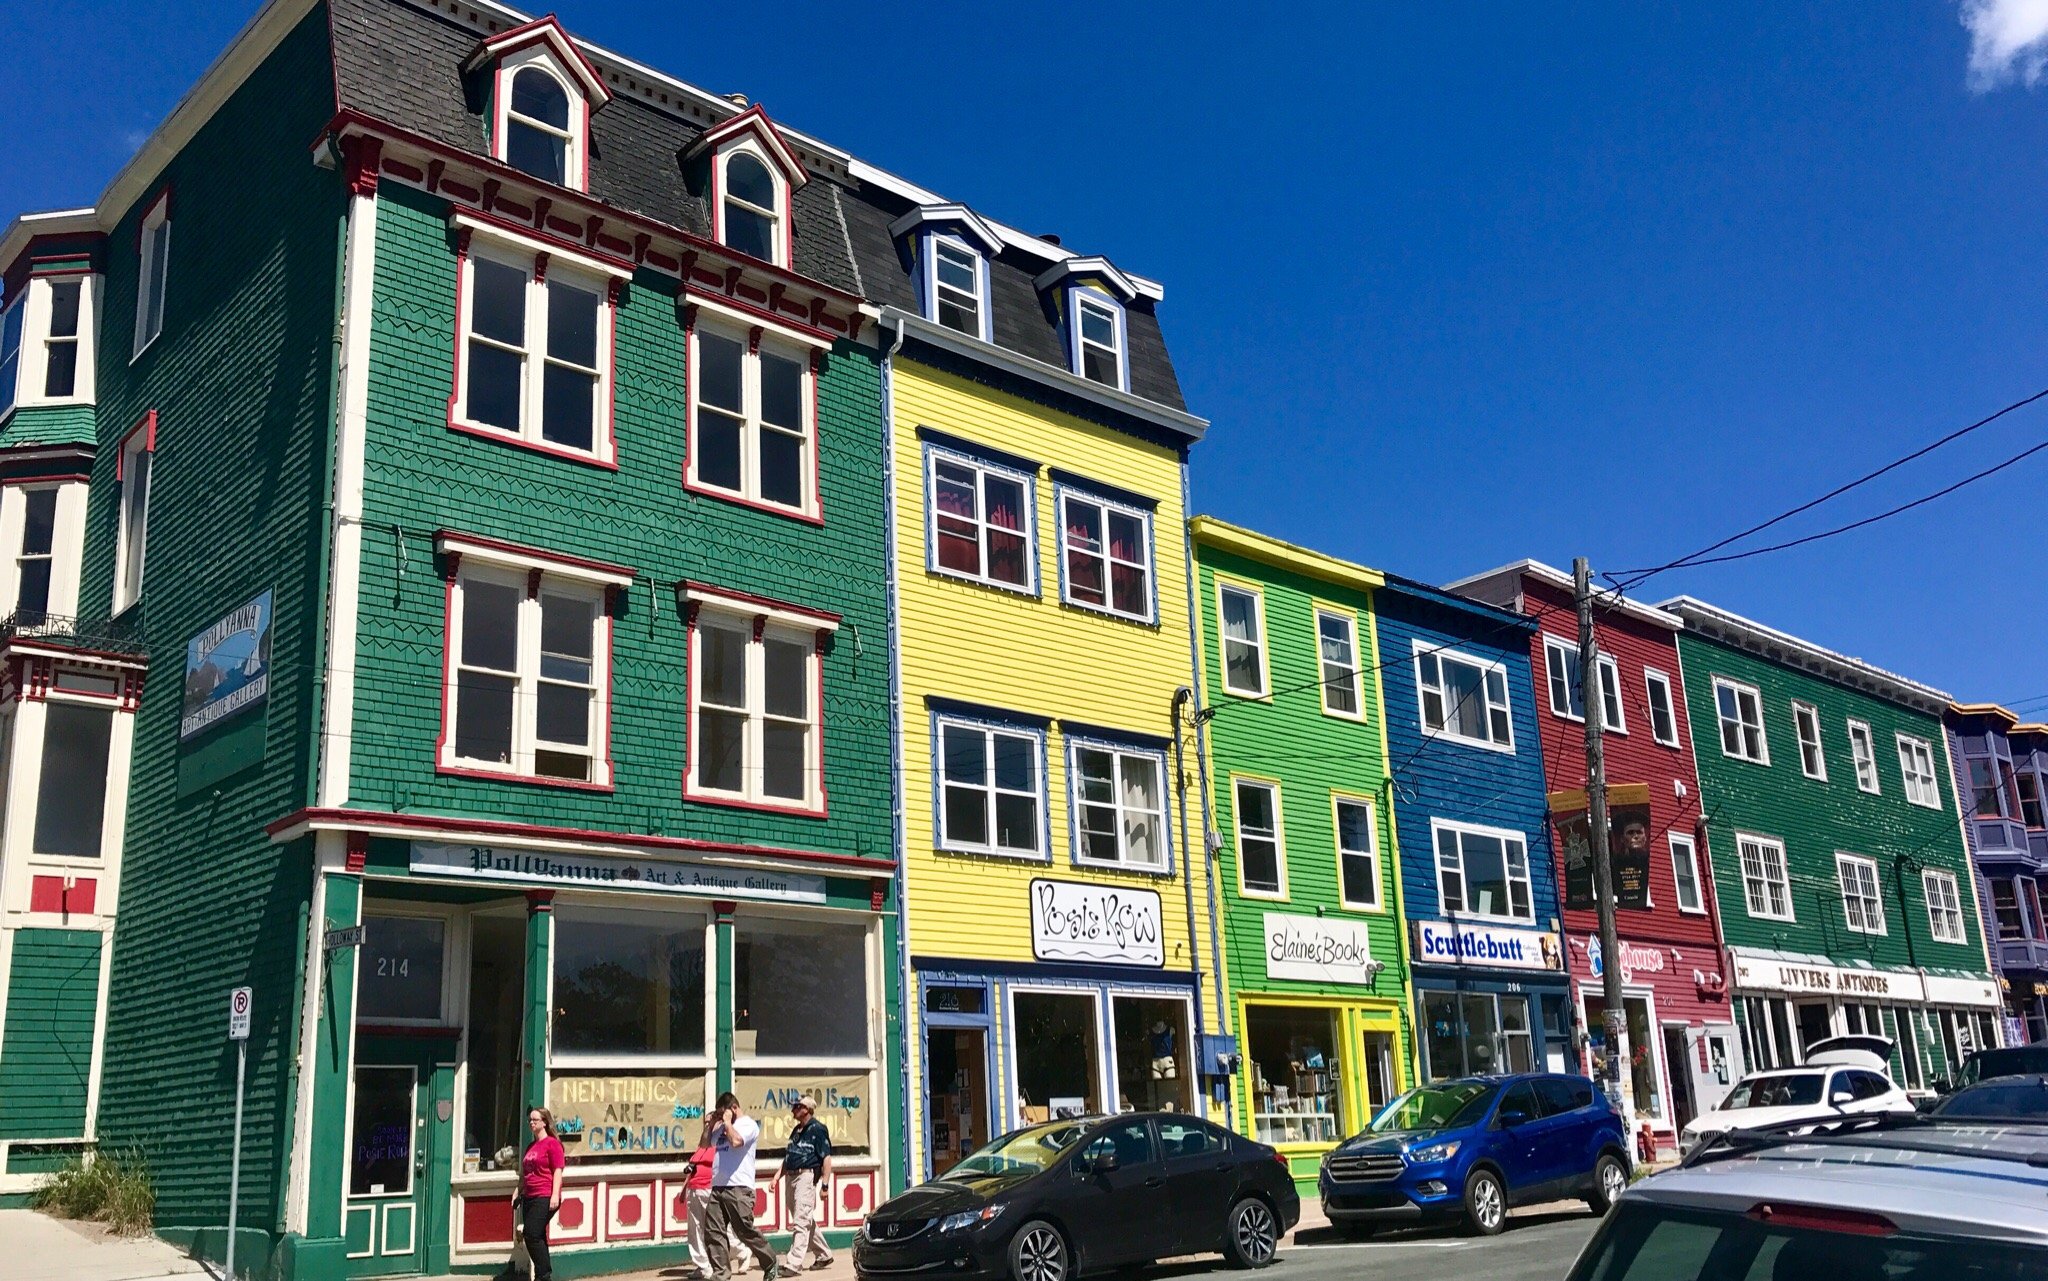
xmin=705 ymin=1091 xmax=779 ymax=1281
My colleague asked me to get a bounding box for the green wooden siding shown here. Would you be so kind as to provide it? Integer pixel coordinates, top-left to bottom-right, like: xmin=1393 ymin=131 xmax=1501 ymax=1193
xmin=1192 ymin=544 xmax=1407 ymax=996
xmin=0 ymin=404 xmax=95 ymax=450
xmin=0 ymin=930 xmax=103 ymax=1141
xmin=87 ymin=3 xmax=342 ymax=1232
xmin=351 ymin=182 xmax=894 ymax=862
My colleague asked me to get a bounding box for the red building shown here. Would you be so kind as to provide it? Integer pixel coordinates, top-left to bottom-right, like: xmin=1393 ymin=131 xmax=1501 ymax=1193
xmin=1450 ymin=561 xmax=1738 ymax=1156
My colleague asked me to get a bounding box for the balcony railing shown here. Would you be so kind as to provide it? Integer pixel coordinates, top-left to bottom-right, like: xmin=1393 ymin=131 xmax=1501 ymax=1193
xmin=0 ymin=610 xmax=149 ymax=659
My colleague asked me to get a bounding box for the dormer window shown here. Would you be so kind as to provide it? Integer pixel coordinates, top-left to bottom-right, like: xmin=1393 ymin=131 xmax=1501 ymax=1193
xmin=721 ymin=152 xmax=781 ymax=263
xmin=466 ymin=16 xmax=611 ymax=194
xmin=1034 ymin=257 xmax=1140 ymax=392
xmin=889 ymin=204 xmax=1002 ymax=343
xmin=505 ymin=66 xmax=574 ymax=186
xmin=932 ymin=241 xmax=985 ymax=338
xmin=684 ymin=106 xmax=809 ymax=271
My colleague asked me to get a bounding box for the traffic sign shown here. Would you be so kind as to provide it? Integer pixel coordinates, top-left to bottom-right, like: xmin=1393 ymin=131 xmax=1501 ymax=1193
xmin=323 ymin=925 xmax=365 ymax=951
xmin=227 ymin=986 xmax=252 ymax=1041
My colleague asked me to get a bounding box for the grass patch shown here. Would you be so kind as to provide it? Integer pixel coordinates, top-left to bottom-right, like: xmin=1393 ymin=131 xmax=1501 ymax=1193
xmin=30 ymin=1148 xmax=155 ymax=1236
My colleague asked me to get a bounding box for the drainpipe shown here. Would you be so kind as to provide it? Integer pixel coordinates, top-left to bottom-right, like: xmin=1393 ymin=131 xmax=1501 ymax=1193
xmin=880 ymin=314 xmax=914 ymax=1189
xmin=1171 ymin=687 xmax=1210 ymax=1118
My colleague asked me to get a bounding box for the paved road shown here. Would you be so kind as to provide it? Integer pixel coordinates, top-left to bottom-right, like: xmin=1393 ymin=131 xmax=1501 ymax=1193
xmin=1141 ymin=1208 xmax=1601 ymax=1281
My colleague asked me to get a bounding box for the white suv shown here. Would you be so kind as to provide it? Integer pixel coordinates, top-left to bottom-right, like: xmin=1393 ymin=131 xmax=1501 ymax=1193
xmin=1678 ymin=1034 xmax=1913 ymax=1157
xmin=1567 ymin=1112 xmax=2048 ymax=1279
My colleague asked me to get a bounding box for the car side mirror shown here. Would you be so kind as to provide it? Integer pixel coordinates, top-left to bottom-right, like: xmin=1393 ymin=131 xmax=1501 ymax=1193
xmin=1496 ymin=1108 xmax=1530 ymax=1129
xmin=1091 ymin=1151 xmax=1119 ymax=1174
xmin=1829 ymin=1090 xmax=1854 ymax=1106
xmin=1932 ymin=1079 xmax=1953 ymax=1096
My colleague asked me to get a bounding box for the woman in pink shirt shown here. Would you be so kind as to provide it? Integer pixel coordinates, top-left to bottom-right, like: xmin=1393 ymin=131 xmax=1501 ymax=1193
xmin=519 ymin=1107 xmax=566 ymax=1281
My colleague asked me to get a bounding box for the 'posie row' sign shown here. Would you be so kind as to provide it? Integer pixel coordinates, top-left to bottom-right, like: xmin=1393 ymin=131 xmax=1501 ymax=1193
xmin=1030 ymin=878 xmax=1163 ymax=967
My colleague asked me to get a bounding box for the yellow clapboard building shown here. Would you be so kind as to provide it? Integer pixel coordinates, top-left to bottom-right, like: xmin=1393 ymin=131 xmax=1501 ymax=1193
xmin=868 ymin=210 xmax=1214 ymax=1179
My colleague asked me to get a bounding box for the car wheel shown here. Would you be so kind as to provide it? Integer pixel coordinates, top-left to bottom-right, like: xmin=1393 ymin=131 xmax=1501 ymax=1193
xmin=1223 ymin=1197 xmax=1279 ymax=1269
xmin=1009 ymin=1221 xmax=1068 ymax=1281
xmin=1587 ymin=1153 xmax=1628 ymax=1214
xmin=1462 ymin=1169 xmax=1506 ymax=1237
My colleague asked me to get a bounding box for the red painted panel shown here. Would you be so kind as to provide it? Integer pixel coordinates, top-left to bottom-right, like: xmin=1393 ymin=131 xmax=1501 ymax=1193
xmin=29 ymin=875 xmax=96 ymax=915
xmin=463 ymin=1194 xmax=516 ymax=1244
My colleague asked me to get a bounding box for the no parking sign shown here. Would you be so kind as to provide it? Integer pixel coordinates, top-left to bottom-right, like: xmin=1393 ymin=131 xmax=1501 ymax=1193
xmin=228 ymin=986 xmax=252 ymax=1041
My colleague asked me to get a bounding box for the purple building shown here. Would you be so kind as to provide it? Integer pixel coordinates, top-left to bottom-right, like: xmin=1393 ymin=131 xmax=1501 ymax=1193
xmin=1948 ymin=703 xmax=2048 ymax=1044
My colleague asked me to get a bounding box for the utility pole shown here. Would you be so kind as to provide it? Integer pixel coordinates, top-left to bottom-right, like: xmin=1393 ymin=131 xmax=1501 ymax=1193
xmin=1576 ymin=558 xmax=1628 ymax=1118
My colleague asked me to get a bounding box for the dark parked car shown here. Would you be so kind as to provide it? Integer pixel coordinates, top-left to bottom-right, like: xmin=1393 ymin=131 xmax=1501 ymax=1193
xmin=1950 ymin=1045 xmax=2048 ymax=1090
xmin=1931 ymin=1073 xmax=2048 ymax=1119
xmin=853 ymin=1113 xmax=1300 ymax=1281
xmin=1318 ymin=1073 xmax=1630 ymax=1237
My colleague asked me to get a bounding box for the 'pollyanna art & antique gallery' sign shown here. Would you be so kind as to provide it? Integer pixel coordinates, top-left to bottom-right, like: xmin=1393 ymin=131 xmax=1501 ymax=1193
xmin=180 ymin=590 xmax=272 ymax=739
xmin=1030 ymin=878 xmax=1164 ymax=966
xmin=411 ymin=843 xmax=827 ymax=904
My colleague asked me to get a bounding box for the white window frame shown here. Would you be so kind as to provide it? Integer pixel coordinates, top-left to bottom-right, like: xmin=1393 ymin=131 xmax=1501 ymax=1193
xmin=439 ymin=539 xmax=623 ymax=787
xmin=924 ymin=446 xmax=1038 ymax=594
xmin=686 ymin=307 xmax=822 ymax=519
xmin=1924 ymin=868 xmax=1966 ymax=945
xmin=132 ymin=190 xmax=170 ymax=359
xmin=1315 ymin=607 xmax=1365 ymax=721
xmin=452 ymin=222 xmax=624 ymax=464
xmin=1217 ymin=582 xmax=1269 ymax=699
xmin=683 ymin=589 xmax=834 ymax=814
xmin=715 ymin=141 xmax=789 ymax=268
xmin=1067 ymin=737 xmax=1169 ymax=873
xmin=1334 ymin=793 xmax=1382 ymax=912
xmin=1055 ymin=486 xmax=1154 ymax=624
xmin=925 ymin=235 xmax=991 ymax=342
xmin=111 ymin=417 xmax=153 ymax=615
xmin=1848 ymin=719 xmax=1880 ymax=794
xmin=1737 ymin=832 xmax=1795 ymax=922
xmin=493 ymin=49 xmax=588 ymax=191
xmin=1231 ymin=777 xmax=1286 ymax=899
xmin=1543 ymin=635 xmax=1583 ymax=720
xmin=1714 ymin=676 xmax=1769 ymax=765
xmin=1598 ymin=654 xmax=1625 ymax=734
xmin=1897 ymin=733 xmax=1942 ymax=809
xmin=0 ymin=481 xmax=85 ymax=623
xmin=1669 ymin=831 xmax=1705 ymax=915
xmin=1643 ymin=667 xmax=1680 ymax=748
xmin=1793 ymin=701 xmax=1827 ymax=782
xmin=1414 ymin=640 xmax=1515 ymax=753
xmin=1068 ymin=288 xmax=1128 ymax=391
xmin=1836 ymin=852 xmax=1886 ymax=936
xmin=2 ymin=274 xmax=97 ymax=418
xmin=1431 ymin=817 xmax=1535 ymax=925
xmin=933 ymin=713 xmax=1046 ymax=860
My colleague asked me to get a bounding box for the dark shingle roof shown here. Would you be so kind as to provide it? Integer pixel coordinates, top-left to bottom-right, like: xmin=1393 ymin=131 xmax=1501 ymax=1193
xmin=329 ymin=0 xmax=1183 ymax=412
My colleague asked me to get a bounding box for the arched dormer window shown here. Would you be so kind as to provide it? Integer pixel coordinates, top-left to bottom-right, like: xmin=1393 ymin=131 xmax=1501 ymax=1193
xmin=683 ymin=106 xmax=809 ymax=269
xmin=464 ymin=16 xmax=611 ymax=194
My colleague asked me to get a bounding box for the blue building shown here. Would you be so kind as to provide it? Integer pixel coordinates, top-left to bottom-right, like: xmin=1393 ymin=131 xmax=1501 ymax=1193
xmin=1375 ymin=575 xmax=1573 ymax=1080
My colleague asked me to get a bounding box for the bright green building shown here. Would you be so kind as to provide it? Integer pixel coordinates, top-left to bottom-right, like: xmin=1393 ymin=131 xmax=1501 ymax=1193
xmin=1662 ymin=597 xmax=1998 ymax=1090
xmin=1190 ymin=518 xmax=1410 ymax=1191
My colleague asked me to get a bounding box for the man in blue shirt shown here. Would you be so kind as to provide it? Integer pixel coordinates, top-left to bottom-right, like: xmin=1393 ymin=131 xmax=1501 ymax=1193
xmin=771 ymin=1095 xmax=834 ymax=1271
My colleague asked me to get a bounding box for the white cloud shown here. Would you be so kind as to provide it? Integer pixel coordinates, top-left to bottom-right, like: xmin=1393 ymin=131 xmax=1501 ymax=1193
xmin=1962 ymin=0 xmax=2048 ymax=90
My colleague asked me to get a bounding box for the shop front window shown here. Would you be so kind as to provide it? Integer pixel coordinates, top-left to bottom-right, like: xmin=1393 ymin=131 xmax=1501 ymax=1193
xmin=1013 ymin=990 xmax=1102 ymax=1122
xmin=733 ymin=914 xmax=875 ymax=1156
xmin=463 ymin=913 xmax=527 ymax=1170
xmin=1420 ymin=990 xmax=1530 ymax=1080
xmin=359 ymin=914 xmax=446 ymax=1023
xmin=1584 ymin=995 xmax=1662 ymax=1119
xmin=1794 ymin=1002 xmax=1833 ymax=1057
xmin=1244 ymin=1003 xmax=1343 ymax=1145
xmin=1111 ymin=995 xmax=1190 ymax=1113
xmin=552 ymin=907 xmax=707 ymax=1056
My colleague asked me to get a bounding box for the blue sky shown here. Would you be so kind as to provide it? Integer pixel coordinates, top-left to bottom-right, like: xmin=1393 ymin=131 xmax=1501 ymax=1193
xmin=7 ymin=1 xmax=2048 ymax=703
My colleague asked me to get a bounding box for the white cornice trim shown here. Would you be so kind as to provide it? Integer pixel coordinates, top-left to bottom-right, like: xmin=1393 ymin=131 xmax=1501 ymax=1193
xmin=0 ymin=210 xmax=100 ymax=282
xmin=1034 ymin=256 xmax=1140 ymax=303
xmin=1657 ymin=594 xmax=1952 ymax=714
xmin=887 ymin=204 xmax=1003 ymax=257
xmin=879 ymin=307 xmax=1205 ymax=442
xmin=1443 ymin=558 xmax=1684 ymax=630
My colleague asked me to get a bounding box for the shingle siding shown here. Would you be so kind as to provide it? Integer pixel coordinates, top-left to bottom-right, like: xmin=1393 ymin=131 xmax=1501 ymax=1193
xmin=0 ymin=930 xmax=103 ymax=1142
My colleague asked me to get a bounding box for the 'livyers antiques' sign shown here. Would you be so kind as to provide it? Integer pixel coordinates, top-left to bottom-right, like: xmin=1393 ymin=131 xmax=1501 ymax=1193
xmin=1030 ymin=878 xmax=1164 ymax=966
xmin=1731 ymin=953 xmax=1924 ymax=1003
xmin=1264 ymin=913 xmax=1381 ymax=986
xmin=412 ymin=843 xmax=828 ymax=904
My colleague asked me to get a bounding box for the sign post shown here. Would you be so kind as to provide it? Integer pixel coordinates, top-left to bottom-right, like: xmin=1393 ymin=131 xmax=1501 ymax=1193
xmin=225 ymin=987 xmax=251 ymax=1278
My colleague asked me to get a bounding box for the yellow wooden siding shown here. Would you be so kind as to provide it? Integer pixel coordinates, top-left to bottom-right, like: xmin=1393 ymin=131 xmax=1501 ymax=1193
xmin=891 ymin=358 xmax=1208 ymax=968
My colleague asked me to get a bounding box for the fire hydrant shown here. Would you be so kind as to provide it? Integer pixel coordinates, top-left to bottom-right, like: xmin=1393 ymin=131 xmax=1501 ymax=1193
xmin=1636 ymin=1121 xmax=1657 ymax=1165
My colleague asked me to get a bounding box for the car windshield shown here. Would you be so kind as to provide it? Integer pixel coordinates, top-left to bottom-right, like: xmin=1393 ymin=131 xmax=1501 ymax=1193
xmin=1568 ymin=1201 xmax=2048 ymax=1281
xmin=1720 ymin=1073 xmax=1823 ymax=1110
xmin=1937 ymin=1081 xmax=2048 ymax=1120
xmin=1960 ymin=1048 xmax=2048 ymax=1088
xmin=941 ymin=1121 xmax=1093 ymax=1179
xmin=1369 ymin=1082 xmax=1499 ymax=1134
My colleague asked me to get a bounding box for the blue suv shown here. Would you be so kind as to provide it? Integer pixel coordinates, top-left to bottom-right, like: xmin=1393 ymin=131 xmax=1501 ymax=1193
xmin=1317 ymin=1073 xmax=1630 ymax=1237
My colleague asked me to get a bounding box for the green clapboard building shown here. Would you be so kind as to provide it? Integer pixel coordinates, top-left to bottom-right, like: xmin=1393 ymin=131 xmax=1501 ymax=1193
xmin=1661 ymin=597 xmax=1999 ymax=1091
xmin=1189 ymin=518 xmax=1411 ymax=1193
xmin=0 ymin=1 xmax=914 ymax=1276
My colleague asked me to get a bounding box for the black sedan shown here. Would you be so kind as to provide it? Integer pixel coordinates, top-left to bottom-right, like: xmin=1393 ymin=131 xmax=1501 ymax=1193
xmin=854 ymin=1113 xmax=1300 ymax=1281
xmin=1929 ymin=1073 xmax=2048 ymax=1119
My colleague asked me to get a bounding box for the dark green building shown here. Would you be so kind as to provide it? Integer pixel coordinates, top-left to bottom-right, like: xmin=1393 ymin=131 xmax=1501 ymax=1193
xmin=0 ymin=1 xmax=907 ymax=1275
xmin=1662 ymin=597 xmax=1998 ymax=1090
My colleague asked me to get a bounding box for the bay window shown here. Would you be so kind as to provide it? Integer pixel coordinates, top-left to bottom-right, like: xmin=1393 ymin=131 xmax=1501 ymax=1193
xmin=686 ymin=587 xmax=832 ymax=813
xmin=1433 ymin=819 xmax=1532 ymax=922
xmin=688 ymin=317 xmax=818 ymax=517
xmin=1070 ymin=739 xmax=1167 ymax=871
xmin=34 ymin=700 xmax=115 ymax=858
xmin=453 ymin=224 xmax=620 ymax=463
xmin=0 ymin=273 xmax=99 ymax=417
xmin=0 ymin=299 xmax=19 ymax=417
xmin=1058 ymin=487 xmax=1151 ymax=622
xmin=439 ymin=535 xmax=624 ymax=786
xmin=927 ymin=449 xmax=1033 ymax=591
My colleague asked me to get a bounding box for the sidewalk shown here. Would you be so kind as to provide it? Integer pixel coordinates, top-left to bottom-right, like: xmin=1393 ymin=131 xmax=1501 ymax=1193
xmin=0 ymin=1209 xmax=208 ymax=1281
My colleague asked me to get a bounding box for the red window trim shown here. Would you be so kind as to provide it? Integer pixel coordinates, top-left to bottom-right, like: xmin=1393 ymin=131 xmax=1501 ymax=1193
xmin=115 ymin=410 xmax=156 ymax=480
xmin=490 ymin=55 xmax=595 ymax=194
xmin=681 ymin=586 xmax=831 ymax=819
xmin=681 ymin=311 xmax=825 ymax=526
xmin=708 ymin=143 xmax=796 ymax=272
xmin=132 ymin=187 xmax=172 ymax=252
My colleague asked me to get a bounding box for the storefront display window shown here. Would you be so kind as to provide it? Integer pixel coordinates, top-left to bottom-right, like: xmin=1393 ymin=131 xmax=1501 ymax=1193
xmin=1419 ymin=990 xmax=1532 ymax=1080
xmin=734 ymin=914 xmax=870 ymax=1058
xmin=1013 ymin=990 xmax=1102 ymax=1120
xmin=462 ymin=914 xmax=526 ymax=1168
xmin=552 ymin=907 xmax=707 ymax=1056
xmin=1245 ymin=1004 xmax=1342 ymax=1145
xmin=1584 ymin=995 xmax=1661 ymax=1119
xmin=1110 ymin=995 xmax=1190 ymax=1112
xmin=1794 ymin=1002 xmax=1832 ymax=1056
